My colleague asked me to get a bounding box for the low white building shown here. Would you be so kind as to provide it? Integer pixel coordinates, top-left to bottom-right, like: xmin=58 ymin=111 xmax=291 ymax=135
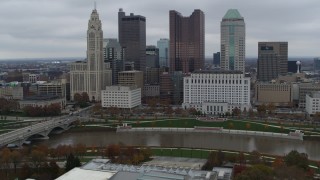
xmin=101 ymin=86 xmax=141 ymax=109
xmin=19 ymin=95 xmax=66 ymax=110
xmin=182 ymin=70 xmax=250 ymax=115
xmin=306 ymin=91 xmax=320 ymax=115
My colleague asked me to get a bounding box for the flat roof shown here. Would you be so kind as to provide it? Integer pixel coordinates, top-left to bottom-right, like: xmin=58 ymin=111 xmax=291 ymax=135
xmin=56 ymin=167 xmax=116 ymax=180
xmin=192 ymin=70 xmax=243 ymax=74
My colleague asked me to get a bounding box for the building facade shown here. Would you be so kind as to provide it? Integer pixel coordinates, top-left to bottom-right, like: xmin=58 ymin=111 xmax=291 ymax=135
xmin=182 ymin=70 xmax=250 ymax=114
xmin=220 ymin=9 xmax=245 ymax=73
xmin=306 ymin=91 xmax=320 ymax=115
xmin=314 ymin=57 xmax=320 ymax=73
xmin=118 ymin=9 xmax=146 ymax=72
xmin=101 ymin=86 xmax=141 ymax=109
xmin=169 ymin=10 xmax=205 ymax=73
xmin=103 ymin=38 xmax=125 ymax=85
xmin=19 ymin=96 xmax=66 ymax=110
xmin=118 ymin=70 xmax=144 ymax=90
xmin=255 ymin=83 xmax=293 ymax=105
xmin=70 ymin=8 xmax=112 ymax=101
xmin=37 ymin=79 xmax=66 ymax=100
xmin=298 ymin=83 xmax=320 ymax=108
xmin=0 ymin=84 xmax=23 ymax=100
xmin=213 ymin=52 xmax=220 ymax=67
xmin=143 ymin=85 xmax=160 ymax=97
xmin=146 ymin=45 xmax=159 ymax=68
xmin=257 ymin=42 xmax=288 ymax=82
xmin=157 ymin=38 xmax=169 ymax=68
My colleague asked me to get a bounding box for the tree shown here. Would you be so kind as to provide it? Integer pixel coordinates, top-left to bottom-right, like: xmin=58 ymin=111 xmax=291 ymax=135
xmin=232 ymin=107 xmax=241 ymax=118
xmin=257 ymin=104 xmax=267 ymax=117
xmin=65 ymin=153 xmax=81 ymax=172
xmin=49 ymin=160 xmax=60 ymax=178
xmin=248 ymin=108 xmax=255 ymax=118
xmin=20 ymin=163 xmax=32 ymax=180
xmin=266 ymin=103 xmax=276 ymax=115
xmin=10 ymin=150 xmax=22 ymax=173
xmin=0 ymin=148 xmax=11 ymax=178
xmin=30 ymin=149 xmax=47 ymax=172
xmin=235 ymin=165 xmax=273 ymax=180
xmin=284 ymin=150 xmax=309 ymax=171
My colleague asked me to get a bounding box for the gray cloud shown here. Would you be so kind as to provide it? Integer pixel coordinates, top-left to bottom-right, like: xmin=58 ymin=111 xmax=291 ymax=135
xmin=0 ymin=0 xmax=319 ymax=59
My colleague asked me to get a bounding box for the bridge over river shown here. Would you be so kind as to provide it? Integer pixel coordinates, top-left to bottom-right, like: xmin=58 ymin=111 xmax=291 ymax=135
xmin=0 ymin=106 xmax=92 ymax=147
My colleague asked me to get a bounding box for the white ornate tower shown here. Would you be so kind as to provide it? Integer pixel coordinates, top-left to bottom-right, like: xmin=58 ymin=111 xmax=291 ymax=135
xmin=86 ymin=7 xmax=104 ymax=101
xmin=70 ymin=6 xmax=112 ymax=102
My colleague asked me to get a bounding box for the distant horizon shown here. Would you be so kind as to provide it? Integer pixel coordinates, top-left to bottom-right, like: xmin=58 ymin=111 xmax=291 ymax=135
xmin=0 ymin=56 xmax=317 ymax=62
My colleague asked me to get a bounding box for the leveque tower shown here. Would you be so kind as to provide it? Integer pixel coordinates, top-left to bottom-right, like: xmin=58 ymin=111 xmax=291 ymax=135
xmin=70 ymin=7 xmax=112 ymax=101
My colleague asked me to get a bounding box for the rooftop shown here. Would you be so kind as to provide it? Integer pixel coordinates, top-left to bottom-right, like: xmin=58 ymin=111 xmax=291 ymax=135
xmin=192 ymin=70 xmax=243 ymax=74
xmin=222 ymin=9 xmax=243 ymax=20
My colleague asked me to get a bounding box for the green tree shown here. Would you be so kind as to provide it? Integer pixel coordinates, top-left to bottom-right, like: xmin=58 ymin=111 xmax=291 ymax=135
xmin=65 ymin=153 xmax=81 ymax=172
xmin=284 ymin=150 xmax=309 ymax=171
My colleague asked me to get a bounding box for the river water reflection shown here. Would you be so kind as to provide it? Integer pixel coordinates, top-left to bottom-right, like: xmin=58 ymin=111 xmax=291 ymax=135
xmin=37 ymin=130 xmax=320 ymax=160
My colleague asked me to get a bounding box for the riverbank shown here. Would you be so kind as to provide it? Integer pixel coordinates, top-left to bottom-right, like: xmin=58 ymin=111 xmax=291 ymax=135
xmin=117 ymin=127 xmax=304 ymax=140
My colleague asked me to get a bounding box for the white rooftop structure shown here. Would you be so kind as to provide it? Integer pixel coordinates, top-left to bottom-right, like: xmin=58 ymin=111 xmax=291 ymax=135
xmin=56 ymin=167 xmax=116 ymax=180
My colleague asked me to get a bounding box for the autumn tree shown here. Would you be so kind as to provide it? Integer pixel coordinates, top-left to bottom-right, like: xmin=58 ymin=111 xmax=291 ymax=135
xmin=257 ymin=104 xmax=267 ymax=117
xmin=30 ymin=149 xmax=47 ymax=172
xmin=11 ymin=150 xmax=22 ymax=173
xmin=235 ymin=164 xmax=273 ymax=180
xmin=266 ymin=103 xmax=276 ymax=115
xmin=232 ymin=107 xmax=241 ymax=118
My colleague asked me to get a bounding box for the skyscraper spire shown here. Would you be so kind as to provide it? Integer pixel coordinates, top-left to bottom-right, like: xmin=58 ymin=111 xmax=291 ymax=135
xmin=94 ymin=1 xmax=96 ymax=10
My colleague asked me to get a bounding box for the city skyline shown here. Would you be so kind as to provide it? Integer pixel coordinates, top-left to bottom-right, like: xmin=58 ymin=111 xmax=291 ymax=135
xmin=0 ymin=0 xmax=319 ymax=59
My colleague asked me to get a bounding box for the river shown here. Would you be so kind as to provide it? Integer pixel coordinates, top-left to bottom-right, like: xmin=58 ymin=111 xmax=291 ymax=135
xmin=36 ymin=129 xmax=320 ymax=160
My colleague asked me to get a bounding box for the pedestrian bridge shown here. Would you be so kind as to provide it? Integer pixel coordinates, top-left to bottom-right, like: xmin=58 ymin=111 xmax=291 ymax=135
xmin=0 ymin=106 xmax=91 ymax=147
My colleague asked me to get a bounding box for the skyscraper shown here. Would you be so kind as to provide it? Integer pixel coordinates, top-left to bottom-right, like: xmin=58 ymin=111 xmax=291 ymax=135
xmin=213 ymin=52 xmax=220 ymax=67
xmin=118 ymin=8 xmax=146 ymax=72
xmin=169 ymin=10 xmax=205 ymax=73
xmin=103 ymin=38 xmax=125 ymax=85
xmin=257 ymin=42 xmax=288 ymax=82
xmin=220 ymin=9 xmax=245 ymax=73
xmin=146 ymin=45 xmax=159 ymax=68
xmin=70 ymin=7 xmax=112 ymax=101
xmin=157 ymin=38 xmax=169 ymax=68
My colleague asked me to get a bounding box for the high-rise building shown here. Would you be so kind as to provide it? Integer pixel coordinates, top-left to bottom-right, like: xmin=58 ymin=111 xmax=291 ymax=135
xmin=169 ymin=10 xmax=205 ymax=73
xmin=157 ymin=38 xmax=170 ymax=68
xmin=118 ymin=9 xmax=146 ymax=72
xmin=103 ymin=38 xmax=125 ymax=85
xmin=314 ymin=57 xmax=320 ymax=73
xmin=257 ymin=42 xmax=288 ymax=82
xmin=146 ymin=45 xmax=159 ymax=68
xmin=213 ymin=52 xmax=220 ymax=67
xmin=70 ymin=7 xmax=112 ymax=101
xmin=182 ymin=70 xmax=250 ymax=114
xmin=118 ymin=70 xmax=144 ymax=90
xmin=220 ymin=9 xmax=245 ymax=73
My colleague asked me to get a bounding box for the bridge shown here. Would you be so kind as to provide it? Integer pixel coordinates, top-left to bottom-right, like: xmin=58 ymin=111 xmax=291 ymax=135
xmin=0 ymin=106 xmax=92 ymax=147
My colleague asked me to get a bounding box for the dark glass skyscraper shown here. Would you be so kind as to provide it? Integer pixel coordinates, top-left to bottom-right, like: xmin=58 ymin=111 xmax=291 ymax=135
xmin=118 ymin=8 xmax=146 ymax=72
xmin=169 ymin=10 xmax=205 ymax=73
xmin=257 ymin=42 xmax=288 ymax=81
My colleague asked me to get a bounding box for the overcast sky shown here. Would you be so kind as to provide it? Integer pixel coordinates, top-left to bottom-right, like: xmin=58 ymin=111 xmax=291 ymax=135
xmin=0 ymin=0 xmax=319 ymax=59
